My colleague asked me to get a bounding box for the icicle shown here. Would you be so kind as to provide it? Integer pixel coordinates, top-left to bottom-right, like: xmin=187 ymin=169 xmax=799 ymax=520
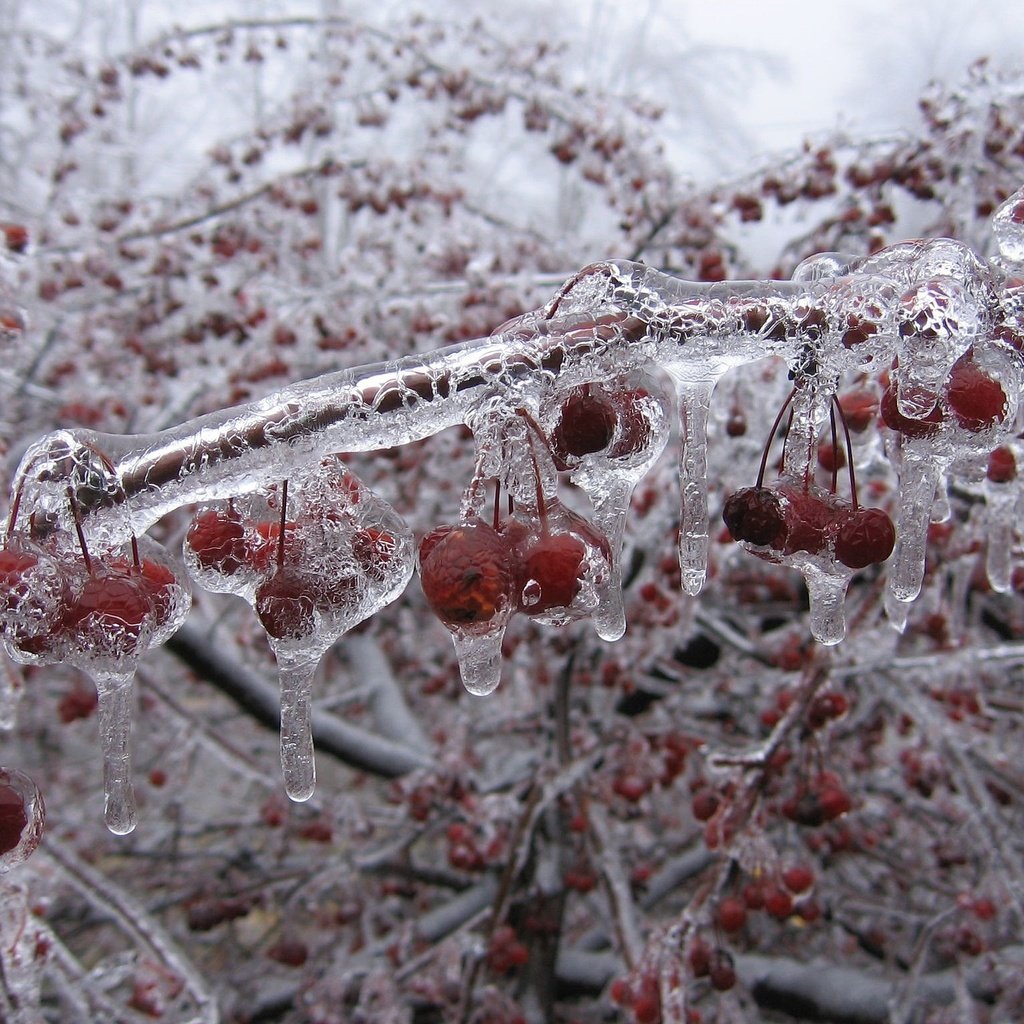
xmin=884 ymin=586 xmax=910 ymax=633
xmin=278 ymin=656 xmax=318 ymax=802
xmin=451 ymin=628 xmax=505 ymax=697
xmin=671 ymin=378 xmax=716 ymax=596
xmin=984 ymin=487 xmax=1017 ymax=593
xmin=93 ymin=671 xmax=137 ymax=835
xmin=589 ymin=477 xmax=631 ymax=641
xmin=890 ymin=454 xmax=945 ymax=603
xmin=802 ymin=564 xmax=850 ymax=645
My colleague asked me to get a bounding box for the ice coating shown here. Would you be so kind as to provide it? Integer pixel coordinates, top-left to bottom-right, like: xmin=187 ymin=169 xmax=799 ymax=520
xmin=0 ymin=198 xmax=1022 ymax=807
xmin=278 ymin=659 xmax=318 ymax=802
xmin=0 ymin=768 xmax=44 ymax=872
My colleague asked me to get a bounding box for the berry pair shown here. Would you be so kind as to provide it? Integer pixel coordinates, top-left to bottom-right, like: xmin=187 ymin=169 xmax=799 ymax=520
xmin=418 ymin=500 xmax=611 ymax=635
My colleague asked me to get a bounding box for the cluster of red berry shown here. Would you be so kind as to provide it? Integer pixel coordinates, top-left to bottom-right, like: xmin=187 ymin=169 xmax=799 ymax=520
xmin=184 ymin=462 xmax=407 ymax=645
xmin=0 ymin=536 xmax=187 ymax=673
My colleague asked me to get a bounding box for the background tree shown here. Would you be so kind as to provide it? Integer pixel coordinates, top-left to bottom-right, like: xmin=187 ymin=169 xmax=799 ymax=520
xmin=1 ymin=4 xmax=1024 ymax=1023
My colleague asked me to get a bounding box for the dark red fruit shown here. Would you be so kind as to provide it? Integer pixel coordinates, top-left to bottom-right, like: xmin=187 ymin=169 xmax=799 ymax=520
xmin=691 ymin=790 xmax=720 ymax=822
xmin=352 ymin=528 xmax=396 ymax=574
xmin=987 ymin=446 xmax=1017 ymax=483
xmin=782 ymin=864 xmax=814 ymax=894
xmin=945 ymin=353 xmax=1008 ymax=432
xmin=708 ymin=949 xmax=737 ymax=992
xmin=839 ymin=390 xmax=877 ymax=433
xmin=551 ymin=386 xmax=617 ymax=467
xmin=517 ymin=532 xmax=587 ymax=613
xmin=0 ymin=784 xmax=28 ymax=856
xmin=1 ymin=223 xmax=28 ymax=254
xmin=255 ymin=570 xmax=317 ymax=640
xmin=248 ymin=520 xmax=300 ymax=572
xmin=722 ymin=487 xmax=785 ymax=547
xmin=717 ymin=897 xmax=747 ymax=933
xmin=187 ymin=508 xmax=248 ymax=575
xmin=64 ymin=571 xmax=150 ymax=637
xmin=608 ymin=389 xmax=653 ymax=459
xmin=779 ymin=489 xmax=838 ymax=557
xmin=419 ymin=522 xmax=515 ymax=630
xmin=880 ymin=383 xmax=943 ymax=438
xmin=764 ymin=886 xmax=794 ymax=919
xmin=0 ymin=548 xmax=40 ymax=615
xmin=137 ymin=559 xmax=177 ymax=621
xmin=835 ymin=507 xmax=896 ymax=569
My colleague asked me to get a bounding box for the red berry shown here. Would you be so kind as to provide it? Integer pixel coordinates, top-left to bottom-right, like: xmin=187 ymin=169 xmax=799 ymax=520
xmin=807 ymin=692 xmax=848 ymax=729
xmin=419 ymin=521 xmax=515 ymax=630
xmin=1 ymin=223 xmax=28 ymax=254
xmin=945 ymin=353 xmax=1007 ymax=432
xmin=551 ymin=385 xmax=617 ymax=467
xmin=0 ymin=784 xmax=28 ymax=856
xmin=266 ymin=938 xmax=308 ymax=967
xmin=782 ymin=864 xmax=814 ymax=894
xmin=880 ymin=382 xmax=943 ymax=438
xmin=717 ymin=896 xmax=747 ymax=932
xmin=708 ymin=949 xmax=736 ymax=991
xmin=764 ymin=886 xmax=793 ymax=919
xmin=691 ymin=790 xmax=720 ymax=822
xmin=722 ymin=487 xmax=785 ymax=547
xmin=835 ymin=507 xmax=895 ymax=569
xmin=688 ymin=937 xmax=712 ymax=977
xmin=608 ymin=388 xmax=653 ymax=460
xmin=839 ymin=390 xmax=877 ymax=433
xmin=186 ymin=508 xmax=248 ymax=575
xmin=779 ymin=488 xmax=838 ymax=556
xmin=817 ymin=442 xmax=845 ymax=472
xmin=255 ymin=570 xmax=317 ymax=639
xmin=351 ymin=528 xmax=397 ymax=575
xmin=64 ymin=571 xmax=150 ymax=644
xmin=987 ymin=446 xmax=1017 ymax=483
xmin=819 ymin=785 xmax=852 ymax=821
xmin=137 ymin=558 xmax=177 ymax=622
xmin=517 ymin=532 xmax=587 ymax=614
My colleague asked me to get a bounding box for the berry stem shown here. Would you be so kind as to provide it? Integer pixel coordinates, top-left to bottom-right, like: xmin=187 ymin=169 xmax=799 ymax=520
xmin=756 ymin=387 xmax=796 ymax=489
xmin=832 ymin=396 xmax=859 ymax=509
xmin=4 ymin=479 xmax=24 ymax=541
xmin=277 ymin=479 xmax=289 ymax=570
xmin=492 ymin=479 xmax=501 ymax=532
xmin=130 ymin=534 xmax=141 ymax=571
xmin=66 ymin=487 xmax=93 ymax=575
xmin=516 ymin=408 xmax=553 ymax=535
xmin=829 ymin=401 xmax=839 ymax=495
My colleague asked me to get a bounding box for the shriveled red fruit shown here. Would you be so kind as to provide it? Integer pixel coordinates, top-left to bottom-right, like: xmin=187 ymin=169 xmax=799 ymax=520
xmin=64 ymin=571 xmax=150 ymax=637
xmin=517 ymin=532 xmax=587 ymax=613
xmin=255 ymin=570 xmax=317 ymax=640
xmin=248 ymin=520 xmax=300 ymax=572
xmin=352 ymin=528 xmax=396 ymax=574
xmin=988 ymin=446 xmax=1017 ymax=483
xmin=835 ymin=507 xmax=895 ymax=569
xmin=722 ymin=487 xmax=785 ymax=547
xmin=137 ymin=559 xmax=177 ymax=621
xmin=0 ymin=548 xmax=40 ymax=615
xmin=551 ymin=386 xmax=617 ymax=468
xmin=186 ymin=508 xmax=248 ymax=575
xmin=779 ymin=489 xmax=839 ymax=556
xmin=419 ymin=521 xmax=515 ymax=630
xmin=945 ymin=353 xmax=1008 ymax=431
xmin=0 ymin=784 xmax=28 ymax=856
xmin=880 ymin=382 xmax=943 ymax=438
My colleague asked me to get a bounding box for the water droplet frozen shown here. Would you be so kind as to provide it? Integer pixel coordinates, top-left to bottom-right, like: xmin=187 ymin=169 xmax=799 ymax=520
xmin=94 ymin=671 xmax=138 ymax=835
xmin=983 ymin=487 xmax=1016 ymax=593
xmin=884 ymin=587 xmax=910 ymax=633
xmin=992 ymin=187 xmax=1024 ymax=265
xmin=451 ymin=627 xmax=505 ymax=696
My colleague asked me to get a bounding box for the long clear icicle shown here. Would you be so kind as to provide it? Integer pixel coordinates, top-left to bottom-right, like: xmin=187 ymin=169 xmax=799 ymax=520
xmin=452 ymin=628 xmax=505 ymax=697
xmin=890 ymin=454 xmax=946 ymax=604
xmin=671 ymin=378 xmax=716 ymax=596
xmin=590 ymin=477 xmax=631 ymax=641
xmin=278 ymin=657 xmax=318 ymax=802
xmin=94 ymin=672 xmax=138 ymax=835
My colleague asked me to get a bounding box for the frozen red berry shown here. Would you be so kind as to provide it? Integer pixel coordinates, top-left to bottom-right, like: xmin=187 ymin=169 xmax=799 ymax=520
xmin=64 ymin=571 xmax=150 ymax=638
xmin=944 ymin=353 xmax=1008 ymax=432
xmin=717 ymin=896 xmax=747 ymax=932
xmin=255 ymin=570 xmax=317 ymax=640
xmin=880 ymin=382 xmax=943 ymax=438
xmin=550 ymin=385 xmax=617 ymax=467
xmin=516 ymin=532 xmax=587 ymax=613
xmin=419 ymin=521 xmax=516 ymax=630
xmin=839 ymin=389 xmax=878 ymax=433
xmin=186 ymin=508 xmax=248 ymax=575
xmin=779 ymin=488 xmax=839 ymax=557
xmin=835 ymin=507 xmax=895 ymax=569
xmin=0 ymin=783 xmax=28 ymax=856
xmin=722 ymin=487 xmax=785 ymax=547
xmin=782 ymin=864 xmax=815 ymax=894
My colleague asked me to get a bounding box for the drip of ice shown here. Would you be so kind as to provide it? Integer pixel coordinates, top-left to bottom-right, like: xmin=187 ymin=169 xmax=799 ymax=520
xmin=94 ymin=671 xmax=138 ymax=835
xmin=889 ymin=454 xmax=946 ymax=603
xmin=669 ymin=377 xmax=715 ymax=595
xmin=452 ymin=628 xmax=505 ymax=696
xmin=589 ymin=477 xmax=631 ymax=641
xmin=884 ymin=586 xmax=910 ymax=633
xmin=983 ymin=484 xmax=1018 ymax=593
xmin=277 ymin=656 xmax=317 ymax=802
xmin=800 ymin=563 xmax=851 ymax=646
xmin=781 ymin=382 xmax=836 ymax=486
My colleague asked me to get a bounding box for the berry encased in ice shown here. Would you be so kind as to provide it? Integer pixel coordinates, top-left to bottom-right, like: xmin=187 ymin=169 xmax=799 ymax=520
xmin=835 ymin=507 xmax=896 ymax=569
xmin=722 ymin=487 xmax=786 ymax=548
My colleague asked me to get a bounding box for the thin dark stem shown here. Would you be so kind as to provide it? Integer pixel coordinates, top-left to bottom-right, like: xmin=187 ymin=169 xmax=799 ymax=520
xmin=833 ymin=395 xmax=859 ymax=508
xmin=66 ymin=488 xmax=93 ymax=574
xmin=757 ymin=387 xmax=796 ymax=489
xmin=276 ymin=480 xmax=289 ymax=570
xmin=829 ymin=400 xmax=839 ymax=495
